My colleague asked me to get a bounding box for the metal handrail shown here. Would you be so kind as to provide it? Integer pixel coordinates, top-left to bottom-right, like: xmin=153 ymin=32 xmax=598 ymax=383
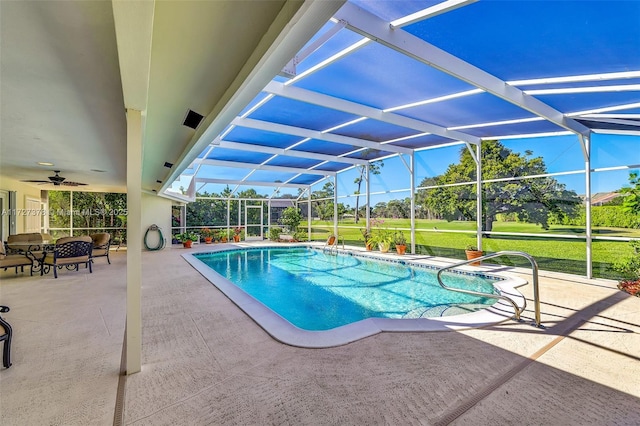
xmin=322 ymin=235 xmax=344 ymax=255
xmin=436 ymin=251 xmax=543 ymax=328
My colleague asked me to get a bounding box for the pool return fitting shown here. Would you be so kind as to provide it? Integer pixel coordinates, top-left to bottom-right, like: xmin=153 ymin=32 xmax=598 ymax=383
xmin=436 ymin=251 xmax=543 ymax=328
xmin=144 ymin=224 xmax=166 ymax=251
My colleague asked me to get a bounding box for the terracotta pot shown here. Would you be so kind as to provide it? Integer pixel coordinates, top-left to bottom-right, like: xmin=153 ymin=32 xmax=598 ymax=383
xmin=204 ymin=237 xmax=212 ymax=244
xmin=183 ymin=240 xmax=193 ymax=248
xmin=233 ymin=235 xmax=240 ymax=242
xmin=221 ymin=237 xmax=227 ymax=243
xmin=365 ymin=244 xmax=373 ymax=251
xmin=396 ymin=244 xmax=407 ymax=255
xmin=465 ymin=250 xmax=483 ymax=266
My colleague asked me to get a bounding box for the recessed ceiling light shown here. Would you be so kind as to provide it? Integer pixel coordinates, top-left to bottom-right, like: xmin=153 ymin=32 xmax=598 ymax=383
xmin=37 ymin=162 xmax=54 ymax=166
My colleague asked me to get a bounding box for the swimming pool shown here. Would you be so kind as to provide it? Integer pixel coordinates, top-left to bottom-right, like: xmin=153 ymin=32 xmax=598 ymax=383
xmin=194 ymin=247 xmax=500 ymax=329
xmin=185 ymin=246 xmax=526 ymax=347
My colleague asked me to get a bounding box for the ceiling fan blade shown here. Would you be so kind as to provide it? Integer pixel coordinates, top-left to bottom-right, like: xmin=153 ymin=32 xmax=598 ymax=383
xmin=61 ymin=181 xmax=88 ymax=186
xmin=21 ymin=179 xmax=50 ymax=183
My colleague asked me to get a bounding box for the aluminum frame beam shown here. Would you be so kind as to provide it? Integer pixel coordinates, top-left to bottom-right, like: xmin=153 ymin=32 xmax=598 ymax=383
xmin=335 ymin=3 xmax=592 ymax=138
xmin=195 ymin=178 xmax=305 ymax=189
xmin=390 ymin=0 xmax=478 ymax=28
xmin=264 ymin=81 xmax=479 ymax=144
xmin=209 ymin=140 xmax=369 ymax=165
xmin=233 ymin=117 xmax=413 ymax=155
xmin=199 ymin=159 xmax=335 ymax=176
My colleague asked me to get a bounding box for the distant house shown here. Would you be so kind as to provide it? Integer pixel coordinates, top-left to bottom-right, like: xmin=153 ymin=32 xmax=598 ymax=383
xmin=591 ymin=192 xmax=621 ymax=206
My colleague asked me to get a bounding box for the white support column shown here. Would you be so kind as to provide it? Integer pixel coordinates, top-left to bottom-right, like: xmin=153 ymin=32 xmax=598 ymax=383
xmin=180 ymin=205 xmax=186 ymax=234
xmin=126 ymin=109 xmax=143 ymax=374
xmin=226 ymin=198 xmax=230 ymax=239
xmin=307 ymin=187 xmax=312 ymax=241
xmin=267 ymin=199 xmax=272 ymax=238
xmin=410 ymin=153 xmax=416 ymax=254
xmin=476 ymin=142 xmax=483 ymax=251
xmin=42 ymin=191 xmax=50 ymax=233
xmin=582 ymin=135 xmax=593 ymax=278
xmin=365 ymin=164 xmax=371 ymax=230
xmin=333 ymin=176 xmax=338 ymax=237
xmin=69 ymin=192 xmax=74 ymax=236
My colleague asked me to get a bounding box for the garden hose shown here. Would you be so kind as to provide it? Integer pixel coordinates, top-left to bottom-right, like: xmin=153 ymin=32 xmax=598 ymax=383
xmin=144 ymin=224 xmax=166 ymax=251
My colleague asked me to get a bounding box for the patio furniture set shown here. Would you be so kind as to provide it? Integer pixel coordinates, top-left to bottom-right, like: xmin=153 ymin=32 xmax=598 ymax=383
xmin=0 ymin=233 xmax=113 ymax=369
xmin=0 ymin=232 xmax=111 ymax=278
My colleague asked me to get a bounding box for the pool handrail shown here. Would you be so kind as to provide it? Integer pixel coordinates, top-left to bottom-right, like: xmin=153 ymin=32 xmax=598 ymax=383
xmin=323 ymin=234 xmax=345 ymax=255
xmin=436 ymin=251 xmax=543 ymax=328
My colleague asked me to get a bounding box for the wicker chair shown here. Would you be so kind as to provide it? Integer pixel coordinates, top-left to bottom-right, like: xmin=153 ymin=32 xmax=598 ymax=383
xmin=90 ymin=233 xmax=111 ymax=264
xmin=41 ymin=236 xmax=93 ymax=278
xmin=0 ymin=306 xmax=12 ymax=368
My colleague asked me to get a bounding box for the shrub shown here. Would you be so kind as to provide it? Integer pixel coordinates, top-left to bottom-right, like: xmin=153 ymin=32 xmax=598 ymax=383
xmin=612 ymin=241 xmax=640 ymax=279
xmin=269 ymin=227 xmax=282 ymax=241
xmin=280 ymin=207 xmax=302 ymax=234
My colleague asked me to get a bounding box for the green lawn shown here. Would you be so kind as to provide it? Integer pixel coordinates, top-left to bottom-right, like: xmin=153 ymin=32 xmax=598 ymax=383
xmin=302 ymin=218 xmax=638 ymax=279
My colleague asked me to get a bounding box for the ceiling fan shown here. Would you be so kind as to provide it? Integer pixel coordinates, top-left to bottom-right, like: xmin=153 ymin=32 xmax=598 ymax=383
xmin=21 ymin=170 xmax=88 ymax=187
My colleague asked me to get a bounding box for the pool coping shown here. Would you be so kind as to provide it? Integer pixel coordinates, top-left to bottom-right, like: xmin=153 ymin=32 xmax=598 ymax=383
xmin=182 ymin=243 xmax=529 ymax=348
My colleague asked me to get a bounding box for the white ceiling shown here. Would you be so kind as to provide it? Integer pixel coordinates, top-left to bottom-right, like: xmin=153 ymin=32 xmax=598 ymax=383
xmin=0 ymin=1 xmax=126 ymax=192
xmin=0 ymin=0 xmax=334 ymax=193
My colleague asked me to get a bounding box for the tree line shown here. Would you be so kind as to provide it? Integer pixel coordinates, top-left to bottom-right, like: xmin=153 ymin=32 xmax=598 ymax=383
xmin=182 ymin=140 xmax=639 ymax=231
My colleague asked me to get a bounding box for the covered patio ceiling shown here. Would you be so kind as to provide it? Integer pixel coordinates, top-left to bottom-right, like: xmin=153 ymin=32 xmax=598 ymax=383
xmin=165 ymin=0 xmax=640 ymax=199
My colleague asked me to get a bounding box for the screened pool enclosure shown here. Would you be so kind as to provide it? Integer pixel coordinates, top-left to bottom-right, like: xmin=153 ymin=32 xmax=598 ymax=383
xmin=165 ymin=1 xmax=640 ymax=280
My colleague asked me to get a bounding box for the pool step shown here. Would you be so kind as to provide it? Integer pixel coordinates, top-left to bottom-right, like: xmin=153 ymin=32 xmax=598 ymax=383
xmin=404 ymin=304 xmax=489 ymax=318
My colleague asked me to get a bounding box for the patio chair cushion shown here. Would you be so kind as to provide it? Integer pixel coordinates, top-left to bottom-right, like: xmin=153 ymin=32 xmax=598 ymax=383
xmin=89 ymin=233 xmax=111 ymax=264
xmin=6 ymin=233 xmax=43 ymax=253
xmin=0 ymin=255 xmax=33 ymax=268
xmin=7 ymin=233 xmax=43 ymax=244
xmin=42 ymin=254 xmax=90 ymax=265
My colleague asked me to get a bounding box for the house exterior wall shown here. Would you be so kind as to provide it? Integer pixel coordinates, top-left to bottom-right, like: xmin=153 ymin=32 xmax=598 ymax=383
xmin=141 ymin=192 xmax=172 ymax=250
xmin=0 ymin=176 xmax=46 ymax=234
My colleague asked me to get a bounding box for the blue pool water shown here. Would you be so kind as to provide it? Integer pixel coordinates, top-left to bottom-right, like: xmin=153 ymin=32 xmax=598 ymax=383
xmin=194 ymin=247 xmax=500 ymax=331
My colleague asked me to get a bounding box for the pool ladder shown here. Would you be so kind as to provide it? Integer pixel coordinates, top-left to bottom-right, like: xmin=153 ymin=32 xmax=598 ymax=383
xmin=436 ymin=251 xmax=543 ymax=328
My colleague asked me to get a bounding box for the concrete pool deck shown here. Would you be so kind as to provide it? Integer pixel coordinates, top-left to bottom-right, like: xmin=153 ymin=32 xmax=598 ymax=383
xmin=1 ymin=242 xmax=639 ymax=425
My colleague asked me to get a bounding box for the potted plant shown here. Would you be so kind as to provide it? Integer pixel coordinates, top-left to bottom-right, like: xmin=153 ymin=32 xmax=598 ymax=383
xmin=200 ymin=227 xmax=214 ymax=244
xmin=176 ymin=231 xmax=198 ymax=248
xmin=233 ymin=226 xmax=243 ymax=242
xmin=220 ymin=229 xmax=229 ymax=243
xmin=371 ymin=218 xmax=392 ymax=253
xmin=465 ymin=244 xmax=483 ymax=266
xmin=394 ymin=231 xmax=407 ymax=255
xmin=360 ymin=228 xmax=373 ymax=251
